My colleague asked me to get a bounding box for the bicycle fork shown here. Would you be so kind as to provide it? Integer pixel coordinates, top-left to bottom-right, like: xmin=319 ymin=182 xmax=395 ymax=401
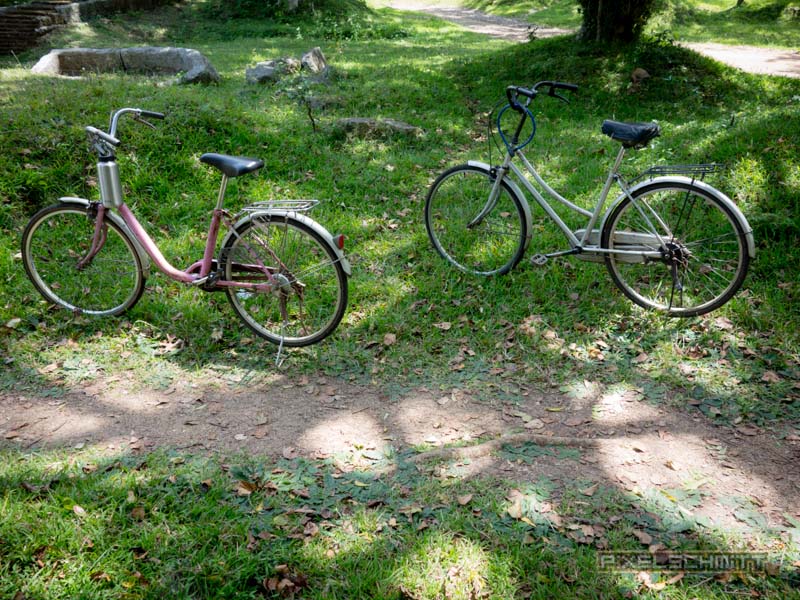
xmin=467 ymin=166 xmax=508 ymax=228
xmin=75 ymin=203 xmax=109 ymax=270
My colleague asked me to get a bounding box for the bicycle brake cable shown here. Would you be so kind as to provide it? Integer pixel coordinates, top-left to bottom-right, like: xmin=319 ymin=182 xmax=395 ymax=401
xmin=487 ymin=99 xmax=506 ymax=168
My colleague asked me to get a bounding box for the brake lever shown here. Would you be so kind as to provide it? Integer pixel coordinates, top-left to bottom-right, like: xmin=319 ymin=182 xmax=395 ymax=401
xmin=133 ymin=115 xmax=157 ymax=129
xmin=547 ymin=87 xmax=570 ymax=104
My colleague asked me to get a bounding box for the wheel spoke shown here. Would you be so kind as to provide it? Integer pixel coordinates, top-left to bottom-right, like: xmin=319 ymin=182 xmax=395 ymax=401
xmin=602 ymin=184 xmax=748 ymax=316
xmin=425 ymin=165 xmax=528 ymax=276
xmin=22 ymin=205 xmax=144 ymax=316
xmin=223 ymin=216 xmax=347 ymax=346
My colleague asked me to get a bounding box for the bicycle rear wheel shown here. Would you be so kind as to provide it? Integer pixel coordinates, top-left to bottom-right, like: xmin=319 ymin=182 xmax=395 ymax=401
xmin=424 ymin=164 xmax=529 ymax=276
xmin=22 ymin=203 xmax=146 ymax=316
xmin=601 ymin=182 xmax=750 ymax=316
xmin=222 ymin=214 xmax=348 ymax=347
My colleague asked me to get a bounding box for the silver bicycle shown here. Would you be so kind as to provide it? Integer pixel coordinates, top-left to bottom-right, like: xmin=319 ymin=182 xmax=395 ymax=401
xmin=424 ymin=81 xmax=755 ymax=317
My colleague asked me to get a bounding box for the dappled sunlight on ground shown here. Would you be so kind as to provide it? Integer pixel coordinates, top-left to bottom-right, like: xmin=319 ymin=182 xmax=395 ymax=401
xmin=299 ymin=410 xmax=387 ymax=456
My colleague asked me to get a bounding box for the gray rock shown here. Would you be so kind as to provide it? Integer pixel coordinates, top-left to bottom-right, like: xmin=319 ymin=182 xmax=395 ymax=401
xmin=301 ymin=47 xmax=327 ymax=74
xmin=245 ymin=58 xmax=301 ymax=84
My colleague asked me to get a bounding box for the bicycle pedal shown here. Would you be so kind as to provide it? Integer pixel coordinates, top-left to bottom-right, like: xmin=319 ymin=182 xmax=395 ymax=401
xmin=530 ymin=254 xmax=548 ymax=266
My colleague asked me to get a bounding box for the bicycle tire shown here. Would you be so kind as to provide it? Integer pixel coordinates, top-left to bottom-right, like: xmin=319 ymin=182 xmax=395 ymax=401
xmin=222 ymin=214 xmax=348 ymax=347
xmin=21 ymin=203 xmax=146 ymax=316
xmin=424 ymin=164 xmax=529 ymax=276
xmin=601 ymin=181 xmax=750 ymax=317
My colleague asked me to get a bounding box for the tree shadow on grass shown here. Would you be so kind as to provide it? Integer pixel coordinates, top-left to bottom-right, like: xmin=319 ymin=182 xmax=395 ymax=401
xmin=0 ymin=445 xmax=798 ymax=599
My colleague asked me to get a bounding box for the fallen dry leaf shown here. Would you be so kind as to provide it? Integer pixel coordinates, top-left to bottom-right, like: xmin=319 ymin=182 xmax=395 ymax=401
xmin=457 ymin=494 xmax=473 ymax=506
xmin=579 ymin=483 xmax=599 ymax=497
xmin=236 ymin=480 xmax=258 ymax=496
xmin=632 ymin=529 xmax=653 ymax=545
xmin=713 ymin=316 xmax=734 ymax=331
xmin=736 ymin=425 xmax=759 ymax=436
xmin=383 ymin=333 xmax=397 ymax=346
xmin=506 ymin=490 xmax=524 ymax=519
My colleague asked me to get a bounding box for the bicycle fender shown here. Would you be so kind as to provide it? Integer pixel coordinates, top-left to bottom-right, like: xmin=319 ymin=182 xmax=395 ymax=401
xmin=224 ymin=210 xmax=352 ymax=276
xmin=600 ymin=177 xmax=756 ymax=258
xmin=466 ymin=160 xmax=533 ymax=249
xmin=58 ymin=196 xmax=152 ymax=275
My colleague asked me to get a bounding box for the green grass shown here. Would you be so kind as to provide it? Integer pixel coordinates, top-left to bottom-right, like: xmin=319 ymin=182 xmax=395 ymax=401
xmin=0 ymin=2 xmax=798 ymax=424
xmin=0 ymin=2 xmax=799 ymax=597
xmin=1 ymin=447 xmax=798 ymax=598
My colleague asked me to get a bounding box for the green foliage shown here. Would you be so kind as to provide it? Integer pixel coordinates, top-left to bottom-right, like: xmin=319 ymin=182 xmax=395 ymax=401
xmin=201 ymin=0 xmax=409 ymax=40
xmin=204 ymin=0 xmax=368 ymax=19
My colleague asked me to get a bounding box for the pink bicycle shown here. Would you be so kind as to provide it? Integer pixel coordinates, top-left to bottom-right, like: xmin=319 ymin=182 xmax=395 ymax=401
xmin=21 ymin=107 xmax=350 ymax=347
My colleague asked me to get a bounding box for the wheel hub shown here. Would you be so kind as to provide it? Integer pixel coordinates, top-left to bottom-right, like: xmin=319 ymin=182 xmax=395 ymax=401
xmin=271 ymin=272 xmax=292 ymax=296
xmin=663 ymin=241 xmax=690 ymax=268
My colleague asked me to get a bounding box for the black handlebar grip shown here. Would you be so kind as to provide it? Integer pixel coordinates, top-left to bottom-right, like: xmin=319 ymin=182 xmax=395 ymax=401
xmin=140 ymin=110 xmax=165 ymax=120
xmin=553 ymin=82 xmax=579 ymax=92
xmin=506 ymin=85 xmax=536 ymax=112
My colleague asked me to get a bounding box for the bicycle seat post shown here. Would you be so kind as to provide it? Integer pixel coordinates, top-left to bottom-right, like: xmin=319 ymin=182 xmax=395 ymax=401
xmin=215 ymin=174 xmax=230 ymax=211
xmin=198 ymin=153 xmax=265 ymax=211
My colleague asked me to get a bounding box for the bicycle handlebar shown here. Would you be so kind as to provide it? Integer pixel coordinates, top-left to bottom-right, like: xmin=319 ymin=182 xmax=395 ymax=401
xmin=139 ymin=109 xmax=166 ymax=120
xmin=85 ymin=126 xmax=120 ymax=147
xmin=86 ymin=108 xmax=166 ymax=155
xmin=506 ymin=81 xmax=578 ymax=111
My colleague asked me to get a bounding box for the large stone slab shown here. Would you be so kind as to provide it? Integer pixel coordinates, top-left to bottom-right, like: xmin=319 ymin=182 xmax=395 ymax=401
xmin=31 ymin=46 xmax=220 ymax=84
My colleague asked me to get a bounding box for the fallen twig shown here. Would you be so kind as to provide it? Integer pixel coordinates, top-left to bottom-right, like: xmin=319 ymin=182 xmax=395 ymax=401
xmin=408 ymin=431 xmax=605 ymax=463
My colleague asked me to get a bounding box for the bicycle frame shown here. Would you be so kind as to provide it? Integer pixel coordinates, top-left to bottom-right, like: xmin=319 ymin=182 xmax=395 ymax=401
xmin=84 ymin=158 xmax=286 ymax=293
xmin=483 ymin=144 xmax=670 ymax=263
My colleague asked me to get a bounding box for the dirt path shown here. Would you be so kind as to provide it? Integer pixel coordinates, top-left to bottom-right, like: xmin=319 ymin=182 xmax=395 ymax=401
xmin=387 ymin=0 xmax=800 ymax=78
xmin=2 ymin=369 xmax=799 ymax=535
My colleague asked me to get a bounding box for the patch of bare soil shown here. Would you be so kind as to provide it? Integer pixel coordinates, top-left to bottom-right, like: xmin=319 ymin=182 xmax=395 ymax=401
xmin=2 ymin=372 xmax=798 ymax=537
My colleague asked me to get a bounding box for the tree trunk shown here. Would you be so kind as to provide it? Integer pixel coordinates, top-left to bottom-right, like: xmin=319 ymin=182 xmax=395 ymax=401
xmin=577 ymin=0 xmax=658 ymax=44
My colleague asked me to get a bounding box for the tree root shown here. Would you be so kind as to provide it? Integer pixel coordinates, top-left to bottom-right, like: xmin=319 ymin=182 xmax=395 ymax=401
xmin=408 ymin=431 xmax=605 ymax=464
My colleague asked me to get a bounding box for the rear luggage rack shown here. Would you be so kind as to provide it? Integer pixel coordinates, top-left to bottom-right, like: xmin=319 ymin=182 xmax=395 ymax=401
xmin=243 ymin=199 xmax=319 ymax=213
xmin=632 ymin=163 xmax=726 ymax=184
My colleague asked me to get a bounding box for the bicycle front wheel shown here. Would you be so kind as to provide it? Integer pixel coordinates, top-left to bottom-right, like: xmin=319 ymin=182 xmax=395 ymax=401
xmin=601 ymin=182 xmax=750 ymax=317
xmin=222 ymin=215 xmax=348 ymax=347
xmin=425 ymin=164 xmax=529 ymax=276
xmin=22 ymin=203 xmax=146 ymax=316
